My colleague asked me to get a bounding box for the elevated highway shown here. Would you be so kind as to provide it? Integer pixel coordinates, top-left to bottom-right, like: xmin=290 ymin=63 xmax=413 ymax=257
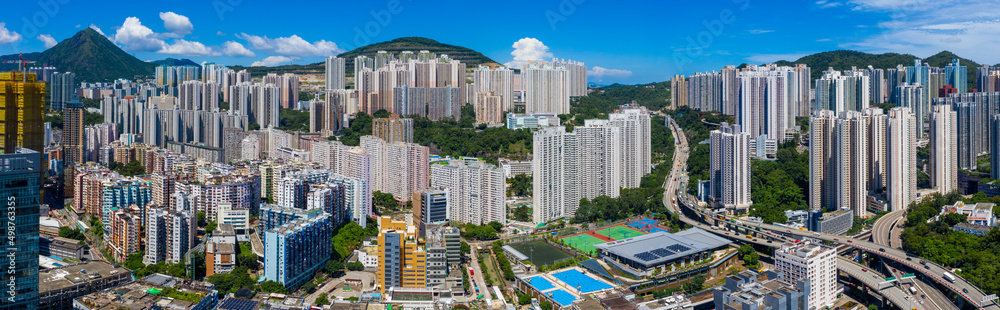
xmin=661 ymin=116 xmax=997 ymax=309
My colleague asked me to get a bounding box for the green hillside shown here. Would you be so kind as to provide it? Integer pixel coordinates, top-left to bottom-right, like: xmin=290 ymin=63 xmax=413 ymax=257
xmin=772 ymin=50 xmax=979 ymax=90
xmin=230 ymin=37 xmax=499 ymax=78
xmin=3 ymin=28 xmax=158 ymax=82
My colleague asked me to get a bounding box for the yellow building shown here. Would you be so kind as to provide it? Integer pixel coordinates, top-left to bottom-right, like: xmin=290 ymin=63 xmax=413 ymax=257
xmin=0 ymin=71 xmax=46 ymax=154
xmin=376 ymin=215 xmax=426 ymax=292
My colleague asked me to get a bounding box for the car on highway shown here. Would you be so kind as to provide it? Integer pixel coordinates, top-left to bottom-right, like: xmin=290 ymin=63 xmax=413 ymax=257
xmin=862 ymin=268 xmax=867 ymax=272
xmin=834 ymin=238 xmax=838 ymax=241
xmin=879 ymin=248 xmax=885 ymax=252
xmin=963 ymin=288 xmax=969 ymax=293
xmin=848 ymin=240 xmax=852 ymax=243
xmin=924 ymin=265 xmax=930 ymax=269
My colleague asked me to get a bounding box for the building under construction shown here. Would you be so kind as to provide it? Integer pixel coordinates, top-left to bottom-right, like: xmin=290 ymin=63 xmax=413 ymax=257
xmin=0 ymin=71 xmax=46 ymax=153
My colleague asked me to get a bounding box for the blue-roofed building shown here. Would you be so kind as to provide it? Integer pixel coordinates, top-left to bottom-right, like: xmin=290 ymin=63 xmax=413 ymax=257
xmin=587 ymin=228 xmax=738 ymax=294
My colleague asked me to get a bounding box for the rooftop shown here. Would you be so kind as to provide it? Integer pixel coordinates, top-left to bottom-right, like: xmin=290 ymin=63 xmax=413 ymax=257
xmin=593 ymin=228 xmax=730 ymax=265
xmin=40 ymin=261 xmax=131 ymax=292
xmin=73 ymin=273 xmax=217 ymax=310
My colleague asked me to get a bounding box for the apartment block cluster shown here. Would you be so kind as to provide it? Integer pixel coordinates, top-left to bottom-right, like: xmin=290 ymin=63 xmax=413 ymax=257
xmin=532 ymin=106 xmax=651 ymax=223
xmin=692 ymin=59 xmax=1000 ymax=218
xmin=672 ymin=64 xmax=811 ymax=148
xmin=314 ymin=53 xmax=586 ymax=135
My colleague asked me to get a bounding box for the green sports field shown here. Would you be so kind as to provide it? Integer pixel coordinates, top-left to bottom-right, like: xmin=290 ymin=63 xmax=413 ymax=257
xmin=510 ymin=240 xmax=574 ymax=267
xmin=560 ymin=234 xmax=607 ymax=256
xmin=595 ymin=225 xmax=646 ymax=240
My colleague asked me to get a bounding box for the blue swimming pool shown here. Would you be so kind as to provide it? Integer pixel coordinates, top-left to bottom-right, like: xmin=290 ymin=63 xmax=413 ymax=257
xmin=548 ymin=289 xmax=578 ymax=306
xmin=552 ymin=269 xmax=613 ymax=293
xmin=526 ymin=276 xmax=556 ymax=291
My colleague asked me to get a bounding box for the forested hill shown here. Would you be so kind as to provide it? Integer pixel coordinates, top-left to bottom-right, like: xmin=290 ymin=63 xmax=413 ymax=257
xmin=230 ymin=37 xmax=498 ymax=77
xmin=770 ymin=50 xmax=981 ymax=90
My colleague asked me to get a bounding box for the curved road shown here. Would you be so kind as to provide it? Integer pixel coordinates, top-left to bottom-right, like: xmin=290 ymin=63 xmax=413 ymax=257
xmin=872 ymin=209 xmax=906 ymax=248
xmin=661 ymin=117 xmax=997 ymax=310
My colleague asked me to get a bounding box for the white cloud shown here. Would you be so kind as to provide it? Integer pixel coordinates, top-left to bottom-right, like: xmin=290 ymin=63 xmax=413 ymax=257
xmin=816 ymin=38 xmax=833 ymax=42
xmin=217 ymin=31 xmax=226 ymax=36
xmin=221 ymin=41 xmax=255 ymax=57
xmin=37 ymin=34 xmax=57 ymax=48
xmin=236 ymin=33 xmax=343 ymax=57
xmin=0 ymin=23 xmax=23 ymax=44
xmin=160 ymin=39 xmax=215 ymax=56
xmin=841 ymin=1 xmax=1000 ymax=64
xmin=745 ymin=52 xmax=813 ymax=63
xmin=251 ymin=56 xmax=295 ymax=67
xmin=505 ymin=37 xmax=553 ymax=69
xmin=273 ymin=36 xmax=342 ymax=57
xmin=112 ymin=17 xmax=165 ymax=52
xmin=587 ymin=67 xmax=633 ymax=79
xmin=237 ymin=33 xmax=272 ymax=50
xmin=748 ymin=29 xmax=774 ymax=34
xmin=846 ymin=0 xmax=933 ymax=11
xmin=159 ymin=12 xmax=194 ymax=38
xmin=89 ymin=24 xmax=106 ymax=36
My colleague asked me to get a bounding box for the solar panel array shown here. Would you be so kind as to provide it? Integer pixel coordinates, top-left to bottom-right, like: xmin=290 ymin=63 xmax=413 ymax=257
xmin=219 ymin=298 xmax=259 ymax=310
xmin=634 ymin=244 xmax=693 ymax=262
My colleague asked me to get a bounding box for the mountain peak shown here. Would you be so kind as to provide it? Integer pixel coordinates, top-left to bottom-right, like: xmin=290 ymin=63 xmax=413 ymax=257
xmin=0 ymin=28 xmax=155 ymax=82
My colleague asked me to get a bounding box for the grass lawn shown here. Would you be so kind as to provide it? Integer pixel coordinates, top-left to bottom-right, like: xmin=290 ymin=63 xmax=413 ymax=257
xmin=510 ymin=240 xmax=574 ymax=267
xmin=595 ymin=225 xmax=646 ymax=240
xmin=559 ymin=234 xmax=607 ymax=256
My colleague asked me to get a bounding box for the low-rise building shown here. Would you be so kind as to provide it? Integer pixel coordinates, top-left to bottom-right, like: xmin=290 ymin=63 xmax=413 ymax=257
xmin=498 ymin=158 xmax=532 ymax=178
xmin=506 ymin=112 xmax=559 ymax=130
xmin=39 ymin=261 xmax=132 ymax=310
xmin=713 ymin=270 xmax=809 ymax=310
xmin=73 ymin=273 xmax=218 ymax=310
xmin=40 ymin=235 xmax=86 ymax=261
xmin=207 ymin=240 xmax=236 ymax=277
xmin=953 ymin=222 xmax=991 ymax=236
xmin=807 ymin=209 xmax=854 ymax=235
xmin=637 ymin=292 xmax=693 ymax=310
xmin=939 ymin=201 xmax=995 ymax=227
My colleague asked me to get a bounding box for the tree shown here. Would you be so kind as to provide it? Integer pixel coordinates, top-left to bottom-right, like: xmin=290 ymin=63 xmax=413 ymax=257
xmin=683 ymin=275 xmax=705 ymax=294
xmin=373 ymin=109 xmax=391 ymax=118
xmin=205 ymin=221 xmax=217 ymax=234
xmin=513 ymin=205 xmax=531 ymax=222
xmin=488 ymin=221 xmax=503 ymax=232
xmin=197 ymin=211 xmax=206 ymax=227
xmin=508 ymin=174 xmax=532 ymax=197
xmin=326 ymin=259 xmax=343 ymax=274
xmin=316 ymin=293 xmax=330 ymax=306
xmin=373 ymin=191 xmax=397 ymax=212
xmin=460 ymin=241 xmax=471 ymax=255
xmin=518 ymin=293 xmax=531 ymax=305
xmin=58 ymin=227 xmax=86 ymax=241
xmin=346 ymin=261 xmax=365 ymax=271
xmin=540 ymin=300 xmax=553 ymax=310
xmin=277 ymin=108 xmax=310 ymax=132
xmin=259 ymin=281 xmax=287 ymax=294
xmin=738 ymin=244 xmax=760 ymax=269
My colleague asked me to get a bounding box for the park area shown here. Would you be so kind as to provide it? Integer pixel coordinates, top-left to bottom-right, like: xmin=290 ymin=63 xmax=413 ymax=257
xmin=560 ymin=220 xmax=667 ymax=255
xmin=509 ymin=240 xmax=575 ymax=267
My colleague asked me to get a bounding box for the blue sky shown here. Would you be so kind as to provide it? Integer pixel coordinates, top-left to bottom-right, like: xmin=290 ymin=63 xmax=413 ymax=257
xmin=0 ymin=0 xmax=997 ymax=84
